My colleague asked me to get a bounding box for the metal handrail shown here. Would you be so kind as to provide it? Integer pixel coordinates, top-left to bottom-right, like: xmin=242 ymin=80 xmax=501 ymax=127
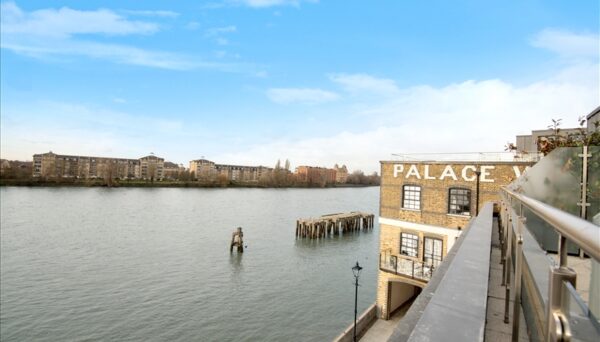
xmin=501 ymin=186 xmax=600 ymax=262
xmin=379 ymin=253 xmax=435 ymax=282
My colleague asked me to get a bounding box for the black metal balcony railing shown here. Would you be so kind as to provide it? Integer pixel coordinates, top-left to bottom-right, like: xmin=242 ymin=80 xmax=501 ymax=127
xmin=379 ymin=254 xmax=435 ymax=282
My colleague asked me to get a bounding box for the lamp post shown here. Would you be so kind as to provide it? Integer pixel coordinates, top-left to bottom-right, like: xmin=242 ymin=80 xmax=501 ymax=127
xmin=475 ymin=170 xmax=481 ymax=216
xmin=352 ymin=261 xmax=363 ymax=342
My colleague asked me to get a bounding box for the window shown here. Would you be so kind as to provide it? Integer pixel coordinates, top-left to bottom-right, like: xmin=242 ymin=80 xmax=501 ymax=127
xmin=424 ymin=237 xmax=443 ymax=267
xmin=400 ymin=232 xmax=418 ymax=257
xmin=402 ymin=185 xmax=421 ymax=210
xmin=448 ymin=188 xmax=471 ymax=215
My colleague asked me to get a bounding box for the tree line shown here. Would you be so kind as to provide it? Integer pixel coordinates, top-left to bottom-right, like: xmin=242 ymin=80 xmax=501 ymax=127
xmin=1 ymin=158 xmax=381 ymax=187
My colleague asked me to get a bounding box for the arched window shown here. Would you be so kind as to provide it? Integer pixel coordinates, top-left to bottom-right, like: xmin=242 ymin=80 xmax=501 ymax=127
xmin=448 ymin=188 xmax=471 ymax=215
xmin=402 ymin=185 xmax=421 ymax=210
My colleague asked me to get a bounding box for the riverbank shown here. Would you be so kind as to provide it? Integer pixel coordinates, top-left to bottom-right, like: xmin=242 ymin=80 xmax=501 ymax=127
xmin=0 ymin=178 xmax=379 ymax=188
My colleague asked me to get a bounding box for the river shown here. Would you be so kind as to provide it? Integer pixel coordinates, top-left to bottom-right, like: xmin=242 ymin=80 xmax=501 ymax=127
xmin=0 ymin=187 xmax=379 ymax=341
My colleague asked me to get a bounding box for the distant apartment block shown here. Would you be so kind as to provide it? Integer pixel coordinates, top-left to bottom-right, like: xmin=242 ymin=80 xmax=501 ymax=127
xmin=295 ymin=166 xmax=337 ymax=184
xmin=32 ymin=152 xmax=164 ymax=180
xmin=333 ymin=164 xmax=348 ymax=183
xmin=163 ymin=162 xmax=185 ymax=180
xmin=189 ymin=159 xmax=272 ymax=182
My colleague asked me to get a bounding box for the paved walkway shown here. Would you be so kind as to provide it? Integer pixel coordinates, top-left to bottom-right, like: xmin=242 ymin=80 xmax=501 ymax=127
xmin=359 ymin=299 xmax=414 ymax=342
xmin=484 ymin=218 xmax=529 ymax=341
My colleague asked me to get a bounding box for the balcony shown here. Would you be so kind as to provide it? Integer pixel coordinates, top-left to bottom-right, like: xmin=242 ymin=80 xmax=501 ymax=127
xmin=379 ymin=254 xmax=434 ymax=282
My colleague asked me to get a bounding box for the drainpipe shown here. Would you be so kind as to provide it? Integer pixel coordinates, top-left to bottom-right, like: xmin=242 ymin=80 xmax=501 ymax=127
xmin=475 ymin=170 xmax=481 ymax=216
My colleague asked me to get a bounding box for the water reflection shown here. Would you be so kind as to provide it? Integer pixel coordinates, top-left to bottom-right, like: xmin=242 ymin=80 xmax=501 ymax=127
xmin=293 ymin=231 xmax=372 ymax=249
xmin=229 ymin=253 xmax=244 ymax=273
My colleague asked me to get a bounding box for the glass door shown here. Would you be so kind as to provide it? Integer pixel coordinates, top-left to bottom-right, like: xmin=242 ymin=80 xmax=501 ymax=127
xmin=424 ymin=237 xmax=443 ymax=268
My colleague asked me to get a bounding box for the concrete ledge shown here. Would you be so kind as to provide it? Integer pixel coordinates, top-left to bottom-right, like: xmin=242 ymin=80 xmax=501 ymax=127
xmin=387 ymin=205 xmax=477 ymax=342
xmin=388 ymin=202 xmax=494 ymax=342
xmin=405 ymin=202 xmax=493 ymax=342
xmin=333 ymin=303 xmax=377 ymax=342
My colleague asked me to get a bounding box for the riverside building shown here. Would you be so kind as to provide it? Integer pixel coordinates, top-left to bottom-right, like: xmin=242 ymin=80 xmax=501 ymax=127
xmin=189 ymin=158 xmax=272 ymax=182
xmin=295 ymin=165 xmax=337 ymax=184
xmin=333 ymin=164 xmax=349 ymax=183
xmin=376 ymin=153 xmax=537 ymax=320
xmin=32 ymin=151 xmax=164 ymax=180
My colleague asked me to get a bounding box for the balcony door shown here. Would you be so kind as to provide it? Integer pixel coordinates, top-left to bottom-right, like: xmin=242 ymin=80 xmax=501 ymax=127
xmin=424 ymin=237 xmax=443 ymax=268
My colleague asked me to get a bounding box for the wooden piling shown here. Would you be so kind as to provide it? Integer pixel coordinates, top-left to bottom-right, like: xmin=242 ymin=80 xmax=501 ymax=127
xmin=295 ymin=212 xmax=375 ymax=239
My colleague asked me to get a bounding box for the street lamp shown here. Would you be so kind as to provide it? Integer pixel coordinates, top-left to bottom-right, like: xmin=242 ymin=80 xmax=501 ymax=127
xmin=475 ymin=170 xmax=481 ymax=215
xmin=352 ymin=261 xmax=363 ymax=342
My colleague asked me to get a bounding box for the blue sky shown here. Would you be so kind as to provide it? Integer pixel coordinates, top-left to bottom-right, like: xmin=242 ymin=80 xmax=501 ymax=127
xmin=1 ymin=0 xmax=598 ymax=172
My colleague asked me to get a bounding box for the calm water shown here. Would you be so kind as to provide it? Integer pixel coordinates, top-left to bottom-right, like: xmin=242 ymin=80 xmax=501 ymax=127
xmin=0 ymin=187 xmax=380 ymax=341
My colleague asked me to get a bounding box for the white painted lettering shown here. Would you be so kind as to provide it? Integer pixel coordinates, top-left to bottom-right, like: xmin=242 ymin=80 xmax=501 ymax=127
xmin=393 ymin=164 xmax=404 ymax=178
xmin=406 ymin=165 xmax=421 ymax=179
xmin=512 ymin=166 xmax=522 ymax=178
xmin=512 ymin=165 xmax=530 ymax=178
xmin=480 ymin=165 xmax=495 ymax=183
xmin=440 ymin=165 xmax=458 ymax=181
xmin=424 ymin=165 xmax=436 ymax=180
xmin=461 ymin=165 xmax=477 ymax=181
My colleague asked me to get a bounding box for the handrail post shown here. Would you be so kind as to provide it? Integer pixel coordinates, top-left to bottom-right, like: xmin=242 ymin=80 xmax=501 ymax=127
xmin=546 ymin=236 xmax=576 ymax=342
xmin=504 ymin=207 xmax=513 ymax=324
xmin=501 ymin=197 xmax=508 ymax=285
xmin=511 ymin=216 xmax=525 ymax=340
xmin=500 ymin=198 xmax=506 ymax=266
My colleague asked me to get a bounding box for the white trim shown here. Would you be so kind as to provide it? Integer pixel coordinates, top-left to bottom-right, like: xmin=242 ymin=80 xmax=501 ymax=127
xmin=379 ymin=217 xmax=463 ymax=251
xmin=446 ymin=213 xmax=471 ymax=218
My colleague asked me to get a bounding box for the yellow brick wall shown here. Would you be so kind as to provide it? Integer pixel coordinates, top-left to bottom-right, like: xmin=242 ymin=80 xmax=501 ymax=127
xmin=380 ymin=162 xmax=532 ymax=228
xmin=376 ymin=161 xmax=533 ymax=319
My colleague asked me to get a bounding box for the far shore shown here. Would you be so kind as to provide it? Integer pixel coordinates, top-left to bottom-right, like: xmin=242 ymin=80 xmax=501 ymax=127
xmin=0 ymin=179 xmax=379 ymax=189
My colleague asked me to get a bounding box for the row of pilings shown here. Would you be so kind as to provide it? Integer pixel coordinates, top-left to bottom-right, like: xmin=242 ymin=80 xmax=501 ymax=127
xmin=295 ymin=212 xmax=375 ymax=239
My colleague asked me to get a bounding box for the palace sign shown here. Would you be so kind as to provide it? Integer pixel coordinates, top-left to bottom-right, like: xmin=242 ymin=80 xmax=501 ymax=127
xmin=393 ymin=164 xmax=527 ymax=183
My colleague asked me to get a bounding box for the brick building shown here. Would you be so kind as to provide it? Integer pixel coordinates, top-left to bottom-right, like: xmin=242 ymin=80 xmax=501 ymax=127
xmin=333 ymin=164 xmax=348 ymax=183
xmin=163 ymin=162 xmax=185 ymax=180
xmin=376 ymin=157 xmax=534 ymax=320
xmin=32 ymin=152 xmax=164 ymax=180
xmin=189 ymin=158 xmax=271 ymax=182
xmin=295 ymin=166 xmax=337 ymax=184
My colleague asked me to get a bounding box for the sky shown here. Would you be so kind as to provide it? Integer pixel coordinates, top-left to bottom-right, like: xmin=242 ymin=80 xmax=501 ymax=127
xmin=1 ymin=0 xmax=598 ymax=173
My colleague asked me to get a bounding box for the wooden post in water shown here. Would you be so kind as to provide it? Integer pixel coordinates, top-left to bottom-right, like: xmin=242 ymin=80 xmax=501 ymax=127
xmin=295 ymin=212 xmax=375 ymax=239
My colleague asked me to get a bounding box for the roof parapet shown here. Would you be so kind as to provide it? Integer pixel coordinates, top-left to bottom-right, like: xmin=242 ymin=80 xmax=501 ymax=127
xmin=390 ymin=151 xmax=541 ymax=162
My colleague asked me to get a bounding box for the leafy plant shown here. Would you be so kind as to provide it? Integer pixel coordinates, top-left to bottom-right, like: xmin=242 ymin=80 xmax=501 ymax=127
xmin=537 ymin=117 xmax=600 ymax=155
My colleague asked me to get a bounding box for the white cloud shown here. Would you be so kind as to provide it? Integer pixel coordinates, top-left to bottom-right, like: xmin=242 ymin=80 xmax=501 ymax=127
xmin=267 ymin=88 xmax=339 ymax=104
xmin=231 ymin=61 xmax=598 ymax=173
xmin=531 ymin=28 xmax=599 ymax=58
xmin=0 ymin=101 xmax=187 ymax=162
xmin=1 ymin=37 xmax=208 ymax=70
xmin=0 ymin=2 xmax=251 ymax=72
xmin=122 ymin=10 xmax=180 ymax=18
xmin=205 ymin=25 xmax=237 ymax=37
xmin=0 ymin=1 xmax=158 ymax=38
xmin=329 ymin=73 xmax=400 ymax=95
xmin=205 ymin=25 xmax=237 ymax=46
xmin=236 ymin=0 xmax=318 ymax=8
